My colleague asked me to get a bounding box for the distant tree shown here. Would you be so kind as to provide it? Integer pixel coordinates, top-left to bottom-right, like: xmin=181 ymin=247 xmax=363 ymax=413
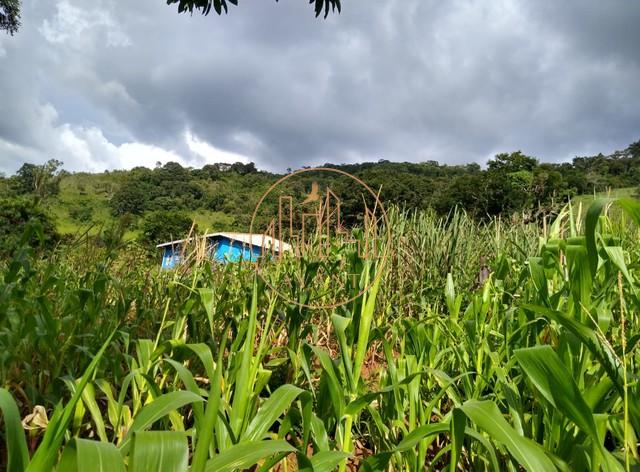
xmin=140 ymin=209 xmax=194 ymax=245
xmin=532 ymin=165 xmax=565 ymax=204
xmin=0 ymin=0 xmax=20 ymax=35
xmin=465 ymin=163 xmax=482 ymax=173
xmin=487 ymin=151 xmax=538 ymax=173
xmin=628 ymin=140 xmax=640 ymax=159
xmin=435 ymin=173 xmax=486 ymax=215
xmin=10 ymin=163 xmax=37 ymax=194
xmin=159 ymin=161 xmax=190 ymax=180
xmin=230 ymin=161 xmax=257 ymax=175
xmin=196 ymin=164 xmax=225 ymax=180
xmin=111 ymin=183 xmax=148 ymax=216
xmin=167 ymin=0 xmax=340 ymax=18
xmin=10 ymin=159 xmax=63 ymax=200
xmin=208 ymin=192 xmax=226 ymax=210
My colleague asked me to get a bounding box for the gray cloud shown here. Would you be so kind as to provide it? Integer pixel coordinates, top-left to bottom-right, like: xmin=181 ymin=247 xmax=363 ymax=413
xmin=0 ymin=0 xmax=638 ymax=175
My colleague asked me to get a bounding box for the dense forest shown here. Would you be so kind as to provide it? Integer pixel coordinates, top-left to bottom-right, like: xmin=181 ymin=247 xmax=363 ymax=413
xmin=0 ymin=140 xmax=638 ymax=250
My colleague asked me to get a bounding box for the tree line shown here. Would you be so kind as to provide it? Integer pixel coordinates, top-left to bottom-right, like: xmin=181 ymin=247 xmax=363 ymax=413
xmin=0 ymin=141 xmax=638 ymax=248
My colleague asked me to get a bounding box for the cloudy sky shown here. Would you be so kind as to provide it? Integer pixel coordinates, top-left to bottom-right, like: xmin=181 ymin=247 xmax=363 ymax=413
xmin=0 ymin=0 xmax=638 ymax=174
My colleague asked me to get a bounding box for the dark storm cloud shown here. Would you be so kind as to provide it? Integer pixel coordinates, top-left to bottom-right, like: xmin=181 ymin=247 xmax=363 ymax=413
xmin=0 ymin=0 xmax=638 ymax=174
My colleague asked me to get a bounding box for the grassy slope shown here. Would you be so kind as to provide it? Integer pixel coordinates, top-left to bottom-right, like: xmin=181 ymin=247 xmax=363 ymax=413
xmin=571 ymin=186 xmax=637 ymax=206
xmin=50 ymin=172 xmax=117 ymax=235
xmin=50 ymin=173 xmax=637 ymax=239
xmin=50 ymin=173 xmax=236 ymax=240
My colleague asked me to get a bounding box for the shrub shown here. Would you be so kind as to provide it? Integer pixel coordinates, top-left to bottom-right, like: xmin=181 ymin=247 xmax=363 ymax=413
xmin=139 ymin=209 xmax=194 ymax=245
xmin=0 ymin=197 xmax=58 ymax=256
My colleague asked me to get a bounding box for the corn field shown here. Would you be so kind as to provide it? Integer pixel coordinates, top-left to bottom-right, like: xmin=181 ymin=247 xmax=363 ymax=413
xmin=1 ymin=200 xmax=639 ymax=471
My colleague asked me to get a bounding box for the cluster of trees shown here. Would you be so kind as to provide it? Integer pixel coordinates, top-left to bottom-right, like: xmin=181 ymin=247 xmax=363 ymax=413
xmin=109 ymin=161 xmax=273 ymax=241
xmin=110 ymin=163 xmax=206 ymax=215
xmin=0 ymin=140 xmax=638 ymax=248
xmin=0 ymin=160 xmax=64 ymax=254
xmin=327 ymin=142 xmax=640 ymax=219
xmin=108 ymin=140 xmax=639 ymax=241
xmin=4 ymin=159 xmax=64 ymax=201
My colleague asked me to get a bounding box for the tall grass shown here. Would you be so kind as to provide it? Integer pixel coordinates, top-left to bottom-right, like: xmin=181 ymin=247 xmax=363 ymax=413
xmin=1 ymin=201 xmax=639 ymax=470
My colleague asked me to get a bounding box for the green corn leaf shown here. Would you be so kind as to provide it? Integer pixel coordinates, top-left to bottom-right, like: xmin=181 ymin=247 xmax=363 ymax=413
xmin=182 ymin=343 xmax=216 ymax=382
xmin=63 ymin=380 xmax=108 ymax=443
xmin=360 ymin=423 xmax=449 ymax=472
xmin=395 ymin=423 xmax=449 ymax=452
xmin=57 ymin=438 xmax=125 ymax=472
xmin=360 ymin=452 xmax=393 ymax=472
xmin=565 ymin=243 xmax=593 ymax=316
xmin=460 ymin=399 xmax=557 ymax=471
xmin=353 ymin=265 xmax=381 ymax=386
xmin=310 ymin=414 xmax=330 ymax=452
xmin=524 ymin=305 xmax=623 ymax=391
xmin=528 ymin=257 xmax=549 ymax=306
xmin=331 ymin=314 xmax=355 ymax=391
xmin=119 ymin=390 xmax=203 ymax=453
xmin=82 ymin=382 xmax=108 ymax=442
xmin=514 ymin=346 xmax=599 ymax=440
xmin=311 ymin=345 xmax=346 ymax=418
xmin=344 ymin=371 xmax=428 ymax=416
xmin=603 ymin=246 xmax=633 ymax=285
xmin=129 ymin=431 xmax=189 ymax=472
xmin=28 ymin=329 xmax=117 ymax=472
xmin=585 ymin=199 xmax=606 ymax=276
xmin=164 ymin=358 xmax=205 ymax=421
xmin=523 ymin=304 xmax=640 ymax=433
xmin=449 ymin=408 xmax=466 ymax=471
xmin=584 ymin=377 xmax=615 ymax=412
xmin=230 ymin=280 xmax=259 ymax=437
xmin=0 ymin=388 xmax=29 ymax=472
xmin=445 ymin=273 xmax=463 ymax=320
xmin=616 ymin=197 xmax=640 ymax=226
xmin=308 ymin=451 xmax=352 ymax=472
xmin=95 ymin=380 xmax=119 ymax=433
xmin=191 ymin=332 xmax=226 ymax=472
xmin=431 ymin=444 xmax=453 ymax=470
xmin=204 ymin=439 xmax=296 ymax=472
xmin=198 ymin=287 xmax=216 ymax=333
xmin=463 ymin=427 xmax=501 ymax=471
xmin=243 ymin=384 xmax=305 ymax=442
xmin=369 ymin=423 xmax=500 ymax=471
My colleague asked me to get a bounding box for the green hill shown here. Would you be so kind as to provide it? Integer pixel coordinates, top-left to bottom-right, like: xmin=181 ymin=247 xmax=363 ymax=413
xmin=1 ymin=140 xmax=638 ymax=247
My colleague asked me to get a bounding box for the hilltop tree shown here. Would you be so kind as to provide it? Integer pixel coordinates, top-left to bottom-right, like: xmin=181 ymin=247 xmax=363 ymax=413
xmin=10 ymin=159 xmax=63 ymax=200
xmin=167 ymin=0 xmax=341 ymax=18
xmin=487 ymin=151 xmax=538 ymax=173
xmin=0 ymin=0 xmax=20 ymax=35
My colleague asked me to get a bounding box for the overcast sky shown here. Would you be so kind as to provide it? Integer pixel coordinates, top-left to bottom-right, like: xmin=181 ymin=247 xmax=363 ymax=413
xmin=0 ymin=0 xmax=638 ymax=174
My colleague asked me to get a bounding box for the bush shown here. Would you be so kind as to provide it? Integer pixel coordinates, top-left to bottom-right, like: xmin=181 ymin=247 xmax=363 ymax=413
xmin=139 ymin=210 xmax=194 ymax=245
xmin=0 ymin=197 xmax=59 ymax=256
xmin=110 ymin=182 xmax=148 ymax=216
xmin=69 ymin=203 xmax=93 ymax=222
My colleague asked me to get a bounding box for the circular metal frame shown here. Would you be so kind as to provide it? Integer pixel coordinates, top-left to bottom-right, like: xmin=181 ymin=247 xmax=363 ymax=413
xmin=249 ymin=167 xmax=391 ymax=310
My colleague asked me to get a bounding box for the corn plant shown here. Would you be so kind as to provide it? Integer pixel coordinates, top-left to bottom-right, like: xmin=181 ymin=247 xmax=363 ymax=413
xmin=1 ymin=200 xmax=639 ymax=470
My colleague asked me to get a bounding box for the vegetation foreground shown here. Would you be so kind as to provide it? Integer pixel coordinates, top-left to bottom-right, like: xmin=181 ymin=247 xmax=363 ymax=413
xmin=1 ymin=200 xmax=639 ymax=471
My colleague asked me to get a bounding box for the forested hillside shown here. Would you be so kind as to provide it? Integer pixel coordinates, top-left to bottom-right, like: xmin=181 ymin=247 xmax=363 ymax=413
xmin=1 ymin=140 xmax=638 ymax=249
